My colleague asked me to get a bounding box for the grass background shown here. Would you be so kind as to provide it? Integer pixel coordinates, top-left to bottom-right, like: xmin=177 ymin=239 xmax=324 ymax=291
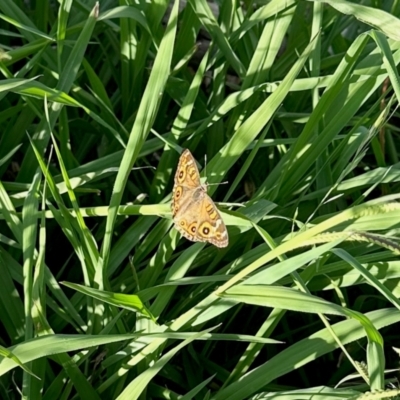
xmin=1 ymin=0 xmax=400 ymax=399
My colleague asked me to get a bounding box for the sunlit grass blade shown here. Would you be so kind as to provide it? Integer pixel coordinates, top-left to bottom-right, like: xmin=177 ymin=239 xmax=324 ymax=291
xmin=21 ymin=169 xmax=41 ymax=396
xmin=0 ymin=0 xmax=42 ymax=35
xmin=0 ymin=12 xmax=54 ymax=41
xmin=213 ymin=308 xmax=397 ymax=400
xmin=315 ymin=0 xmax=400 ymax=41
xmin=333 ymin=248 xmax=400 ymax=310
xmin=150 ymin=243 xmax=204 ymax=318
xmin=369 ymin=31 xmax=400 ymax=103
xmin=0 ymin=345 xmax=39 ymax=380
xmin=18 ymin=2 xmax=100 ymax=180
xmin=28 ymin=136 xmax=95 ymax=283
xmin=57 ymin=3 xmax=99 ymax=92
xmin=101 ymin=0 xmax=180 ymax=271
xmin=192 ymin=240 xmax=344 ymax=326
xmin=150 ymin=49 xmax=210 ymax=200
xmin=56 ymin=0 xmax=71 ymax=63
xmin=0 ymin=333 xmax=147 ymax=376
xmin=188 ymin=0 xmax=244 ymax=77
xmin=50 ymin=132 xmax=99 ymax=274
xmin=205 ymin=34 xmax=318 ymax=190
xmin=116 ymin=327 xmax=216 ymax=400
xmin=98 ymin=6 xmax=150 ymax=34
xmin=180 ymin=375 xmax=215 ymax=400
xmin=0 ymin=77 xmax=39 ymax=92
xmin=0 ymin=180 xmax=22 ymax=242
xmin=61 ymin=282 xmax=155 ymax=321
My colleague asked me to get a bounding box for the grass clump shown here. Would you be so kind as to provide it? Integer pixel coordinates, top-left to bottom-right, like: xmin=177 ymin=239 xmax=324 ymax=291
xmin=1 ymin=1 xmax=400 ymax=399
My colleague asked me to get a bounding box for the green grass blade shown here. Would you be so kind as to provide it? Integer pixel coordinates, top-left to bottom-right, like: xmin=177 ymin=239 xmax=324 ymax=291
xmin=61 ymin=282 xmax=155 ymax=321
xmin=0 ymin=345 xmax=39 ymax=380
xmin=116 ymin=327 xmax=216 ymax=400
xmin=316 ymin=0 xmax=400 ymax=41
xmin=205 ymin=34 xmax=318 ymax=190
xmin=101 ymin=0 xmax=179 ymax=273
xmin=213 ymin=308 xmax=396 ymax=400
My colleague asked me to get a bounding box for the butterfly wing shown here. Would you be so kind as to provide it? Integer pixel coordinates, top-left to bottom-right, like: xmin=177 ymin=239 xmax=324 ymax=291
xmin=172 ymin=149 xmax=204 ymax=243
xmin=173 ymin=191 xmax=228 ymax=247
xmin=172 ymin=149 xmax=201 ymax=227
xmin=174 ymin=149 xmax=201 ymax=189
xmin=194 ymin=193 xmax=228 ymax=248
xmin=172 ymin=149 xmax=228 ymax=248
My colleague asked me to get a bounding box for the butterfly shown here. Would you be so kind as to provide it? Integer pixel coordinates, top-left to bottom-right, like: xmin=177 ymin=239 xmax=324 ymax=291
xmin=171 ymin=149 xmax=228 ymax=248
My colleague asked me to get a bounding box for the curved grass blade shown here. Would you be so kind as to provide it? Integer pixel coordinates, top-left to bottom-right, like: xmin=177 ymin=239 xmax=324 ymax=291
xmin=116 ymin=327 xmax=216 ymax=400
xmin=101 ymin=0 xmax=179 ymax=274
xmin=61 ymin=282 xmax=155 ymax=322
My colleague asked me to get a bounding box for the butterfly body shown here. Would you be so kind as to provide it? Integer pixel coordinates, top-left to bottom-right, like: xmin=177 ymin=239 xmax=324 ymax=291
xmin=172 ymin=149 xmax=228 ymax=248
